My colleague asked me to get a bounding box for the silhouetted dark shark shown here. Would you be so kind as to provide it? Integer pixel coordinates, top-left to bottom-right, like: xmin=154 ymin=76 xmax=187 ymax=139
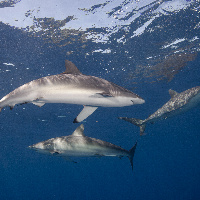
xmin=29 ymin=124 xmax=137 ymax=170
xmin=119 ymin=86 xmax=200 ymax=135
xmin=0 ymin=60 xmax=145 ymax=122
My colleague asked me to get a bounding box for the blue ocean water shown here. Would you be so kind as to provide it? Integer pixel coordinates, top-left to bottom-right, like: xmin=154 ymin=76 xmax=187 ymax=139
xmin=0 ymin=1 xmax=200 ymax=200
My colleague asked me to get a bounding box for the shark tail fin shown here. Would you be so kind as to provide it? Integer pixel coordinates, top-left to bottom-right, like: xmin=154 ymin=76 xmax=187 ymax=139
xmin=119 ymin=117 xmax=146 ymax=135
xmin=128 ymin=142 xmax=137 ymax=171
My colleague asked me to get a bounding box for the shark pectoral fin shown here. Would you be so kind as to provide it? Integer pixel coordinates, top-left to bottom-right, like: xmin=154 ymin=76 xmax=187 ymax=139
xmin=73 ymin=106 xmax=98 ymax=123
xmin=32 ymin=102 xmax=45 ymax=107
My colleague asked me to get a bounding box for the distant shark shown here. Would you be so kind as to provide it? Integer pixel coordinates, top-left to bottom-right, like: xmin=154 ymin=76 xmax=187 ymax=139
xmin=119 ymin=86 xmax=200 ymax=135
xmin=0 ymin=60 xmax=144 ymax=122
xmin=29 ymin=124 xmax=137 ymax=170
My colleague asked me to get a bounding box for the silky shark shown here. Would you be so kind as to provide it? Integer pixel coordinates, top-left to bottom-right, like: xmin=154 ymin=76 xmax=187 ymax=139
xmin=0 ymin=60 xmax=144 ymax=122
xmin=29 ymin=124 xmax=137 ymax=170
xmin=119 ymin=86 xmax=200 ymax=135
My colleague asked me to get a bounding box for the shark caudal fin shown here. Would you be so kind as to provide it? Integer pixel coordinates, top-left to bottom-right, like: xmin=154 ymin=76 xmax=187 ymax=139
xmin=119 ymin=117 xmax=146 ymax=135
xmin=128 ymin=142 xmax=137 ymax=171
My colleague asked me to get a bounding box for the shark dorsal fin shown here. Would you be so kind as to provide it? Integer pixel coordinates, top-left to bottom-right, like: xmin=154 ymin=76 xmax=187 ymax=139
xmin=63 ymin=60 xmax=82 ymax=75
xmin=169 ymin=89 xmax=179 ymax=98
xmin=72 ymin=124 xmax=85 ymax=137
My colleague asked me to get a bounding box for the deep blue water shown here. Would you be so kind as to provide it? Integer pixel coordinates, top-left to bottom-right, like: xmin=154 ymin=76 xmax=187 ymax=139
xmin=0 ymin=1 xmax=200 ymax=200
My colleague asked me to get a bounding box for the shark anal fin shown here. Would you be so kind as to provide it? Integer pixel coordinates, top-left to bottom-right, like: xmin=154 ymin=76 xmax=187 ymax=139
xmin=73 ymin=106 xmax=98 ymax=123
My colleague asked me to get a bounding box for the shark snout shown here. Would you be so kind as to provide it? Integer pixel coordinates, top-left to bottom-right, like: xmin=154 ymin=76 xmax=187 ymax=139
xmin=131 ymin=98 xmax=145 ymax=105
xmin=28 ymin=142 xmax=45 ymax=150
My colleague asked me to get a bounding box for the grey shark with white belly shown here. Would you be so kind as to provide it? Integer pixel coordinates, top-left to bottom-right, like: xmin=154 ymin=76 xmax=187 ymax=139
xmin=29 ymin=124 xmax=137 ymax=170
xmin=0 ymin=60 xmax=144 ymax=122
xmin=119 ymin=86 xmax=200 ymax=135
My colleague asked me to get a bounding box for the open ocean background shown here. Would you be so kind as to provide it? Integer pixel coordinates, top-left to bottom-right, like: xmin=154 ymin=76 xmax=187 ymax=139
xmin=0 ymin=0 xmax=200 ymax=199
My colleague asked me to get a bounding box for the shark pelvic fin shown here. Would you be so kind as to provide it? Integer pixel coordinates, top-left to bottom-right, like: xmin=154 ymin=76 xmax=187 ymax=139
xmin=62 ymin=60 xmax=82 ymax=75
xmin=73 ymin=106 xmax=98 ymax=123
xmin=32 ymin=102 xmax=45 ymax=107
xmin=169 ymin=89 xmax=179 ymax=98
xmin=72 ymin=124 xmax=85 ymax=137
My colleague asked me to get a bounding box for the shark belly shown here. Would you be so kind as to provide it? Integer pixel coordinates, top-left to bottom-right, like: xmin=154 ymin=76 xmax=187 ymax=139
xmin=52 ymin=138 xmax=127 ymax=157
xmin=33 ymin=86 xmax=134 ymax=107
xmin=59 ymin=146 xmax=126 ymax=157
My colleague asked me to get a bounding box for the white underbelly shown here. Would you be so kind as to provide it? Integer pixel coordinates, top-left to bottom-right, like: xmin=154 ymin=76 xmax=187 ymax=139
xmin=35 ymin=89 xmax=132 ymax=107
xmin=60 ymin=147 xmax=124 ymax=157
